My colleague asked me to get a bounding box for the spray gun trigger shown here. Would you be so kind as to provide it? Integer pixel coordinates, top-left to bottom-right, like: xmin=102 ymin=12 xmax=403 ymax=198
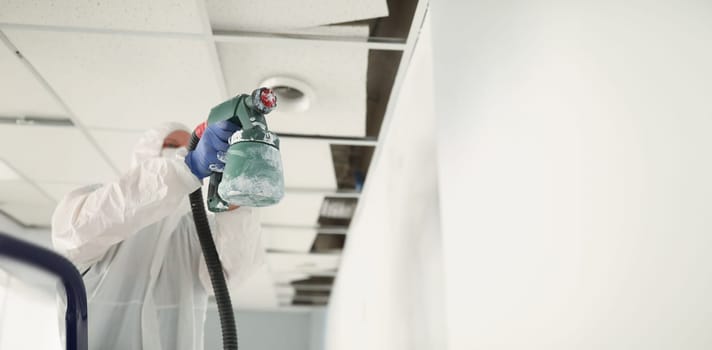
xmin=209 ymin=163 xmax=224 ymax=173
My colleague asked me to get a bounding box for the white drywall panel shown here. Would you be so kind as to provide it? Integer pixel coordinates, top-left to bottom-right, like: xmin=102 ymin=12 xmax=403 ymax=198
xmin=325 ymin=16 xmax=447 ymax=350
xmin=432 ymin=1 xmax=712 ymax=349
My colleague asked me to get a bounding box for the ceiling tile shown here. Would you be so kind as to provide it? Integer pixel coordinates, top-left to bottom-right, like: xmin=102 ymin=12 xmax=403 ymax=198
xmin=207 ymin=0 xmax=387 ymax=32
xmin=38 ymin=183 xmax=83 ymax=202
xmin=0 ymin=180 xmax=52 ymax=204
xmin=89 ymin=129 xmax=143 ymax=172
xmin=0 ymin=0 xmax=203 ymax=33
xmin=0 ymin=124 xmax=116 ymax=183
xmin=0 ymin=159 xmax=19 ymax=181
xmin=3 ymin=29 xmax=223 ymax=130
xmin=0 ymin=202 xmax=55 ymax=227
xmin=280 ymin=138 xmax=337 ymax=189
xmin=232 ymin=264 xmax=278 ymax=308
xmin=267 ymin=252 xmax=341 ymax=274
xmin=218 ymin=26 xmax=369 ymax=137
xmin=273 ymin=271 xmax=310 ymax=285
xmin=0 ymin=42 xmax=65 ymax=118
xmin=275 ymin=285 xmax=295 ymax=299
xmin=263 ymin=226 xmax=317 ymax=253
xmin=261 ymin=192 xmax=324 ymax=226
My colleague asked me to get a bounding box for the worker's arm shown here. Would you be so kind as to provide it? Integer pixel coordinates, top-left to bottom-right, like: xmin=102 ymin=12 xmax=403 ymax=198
xmin=51 ymin=155 xmax=201 ymax=268
xmin=198 ymin=207 xmax=265 ymax=293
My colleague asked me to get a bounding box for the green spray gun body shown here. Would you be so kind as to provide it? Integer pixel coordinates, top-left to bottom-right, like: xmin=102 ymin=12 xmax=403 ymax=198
xmin=205 ymin=88 xmax=285 ymax=212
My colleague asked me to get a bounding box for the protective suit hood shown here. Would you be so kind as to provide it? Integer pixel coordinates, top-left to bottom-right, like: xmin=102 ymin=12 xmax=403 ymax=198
xmin=131 ymin=122 xmax=190 ymax=168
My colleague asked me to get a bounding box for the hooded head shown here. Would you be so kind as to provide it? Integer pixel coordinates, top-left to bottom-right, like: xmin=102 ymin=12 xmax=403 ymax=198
xmin=130 ymin=122 xmax=191 ymax=168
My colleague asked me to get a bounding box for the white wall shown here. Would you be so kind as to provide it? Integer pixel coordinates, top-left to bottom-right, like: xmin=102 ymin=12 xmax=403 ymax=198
xmin=325 ymin=14 xmax=447 ymax=350
xmin=204 ymin=308 xmax=324 ymax=350
xmin=309 ymin=308 xmax=326 ymax=350
xmin=432 ymin=1 xmax=712 ymax=349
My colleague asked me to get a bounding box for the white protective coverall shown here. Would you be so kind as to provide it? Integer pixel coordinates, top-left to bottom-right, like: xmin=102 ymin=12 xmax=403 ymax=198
xmin=51 ymin=122 xmax=264 ymax=350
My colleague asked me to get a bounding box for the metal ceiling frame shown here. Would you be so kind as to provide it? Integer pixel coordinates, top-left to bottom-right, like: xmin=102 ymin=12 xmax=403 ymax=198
xmin=280 ymin=133 xmax=377 ymax=146
xmin=0 ymin=22 xmax=406 ymax=51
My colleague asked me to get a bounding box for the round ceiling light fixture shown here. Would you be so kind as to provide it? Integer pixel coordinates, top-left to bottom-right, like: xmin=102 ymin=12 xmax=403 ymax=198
xmin=259 ymin=76 xmax=314 ymax=113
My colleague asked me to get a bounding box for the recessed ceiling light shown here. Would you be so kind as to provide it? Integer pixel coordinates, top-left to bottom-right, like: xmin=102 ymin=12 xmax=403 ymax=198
xmin=260 ymin=77 xmax=314 ymax=113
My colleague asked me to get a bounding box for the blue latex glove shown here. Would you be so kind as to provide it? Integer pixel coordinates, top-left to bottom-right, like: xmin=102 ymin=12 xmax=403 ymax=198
xmin=185 ymin=120 xmax=240 ymax=179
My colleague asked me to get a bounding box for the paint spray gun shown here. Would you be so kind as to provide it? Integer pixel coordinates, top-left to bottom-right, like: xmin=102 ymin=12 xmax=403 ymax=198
xmin=186 ymin=88 xmax=285 ymax=350
xmin=194 ymin=87 xmax=285 ymax=211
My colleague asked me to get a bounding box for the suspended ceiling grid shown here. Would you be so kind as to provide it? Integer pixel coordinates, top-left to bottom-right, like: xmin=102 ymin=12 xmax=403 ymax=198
xmin=0 ymin=0 xmax=424 ymax=308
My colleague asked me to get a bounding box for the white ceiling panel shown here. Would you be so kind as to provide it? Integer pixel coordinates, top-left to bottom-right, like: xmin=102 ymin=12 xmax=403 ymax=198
xmin=0 ymin=42 xmax=65 ymax=118
xmin=261 ymin=192 xmax=324 ymax=226
xmin=0 ymin=202 xmax=56 ymax=227
xmin=267 ymin=252 xmax=341 ymax=274
xmin=263 ymin=226 xmax=317 ymax=253
xmin=207 ymin=0 xmax=388 ymax=32
xmin=0 ymin=124 xmax=115 ymax=183
xmin=38 ymin=183 xmax=84 ymax=202
xmin=89 ymin=129 xmax=143 ymax=172
xmin=280 ymin=138 xmax=337 ymax=189
xmin=0 ymin=159 xmax=19 ymax=181
xmin=218 ymin=26 xmax=369 ymax=137
xmin=0 ymin=180 xmax=51 ymax=204
xmin=3 ymin=29 xmax=223 ymax=130
xmin=0 ymin=0 xmax=203 ymax=33
xmin=232 ymin=264 xmax=279 ymax=308
xmin=273 ymin=271 xmax=310 ymax=285
xmin=275 ymin=285 xmax=295 ymax=299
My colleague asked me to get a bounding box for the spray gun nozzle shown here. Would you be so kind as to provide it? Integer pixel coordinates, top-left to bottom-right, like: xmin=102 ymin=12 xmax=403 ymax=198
xmin=252 ymin=87 xmax=277 ymax=114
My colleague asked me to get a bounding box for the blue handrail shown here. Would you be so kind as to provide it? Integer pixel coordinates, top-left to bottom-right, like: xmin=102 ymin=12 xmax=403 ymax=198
xmin=0 ymin=232 xmax=88 ymax=350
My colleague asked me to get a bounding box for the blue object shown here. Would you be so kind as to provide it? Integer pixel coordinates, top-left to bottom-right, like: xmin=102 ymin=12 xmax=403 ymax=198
xmin=354 ymin=170 xmax=365 ymax=192
xmin=0 ymin=233 xmax=88 ymax=350
xmin=185 ymin=120 xmax=240 ymax=179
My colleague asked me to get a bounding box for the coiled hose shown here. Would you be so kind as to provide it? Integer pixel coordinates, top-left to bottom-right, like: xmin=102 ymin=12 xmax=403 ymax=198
xmin=188 ymin=132 xmax=238 ymax=350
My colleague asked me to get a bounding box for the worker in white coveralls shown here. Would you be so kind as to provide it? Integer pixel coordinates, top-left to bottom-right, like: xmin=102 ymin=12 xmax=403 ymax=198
xmin=51 ymin=121 xmax=264 ymax=350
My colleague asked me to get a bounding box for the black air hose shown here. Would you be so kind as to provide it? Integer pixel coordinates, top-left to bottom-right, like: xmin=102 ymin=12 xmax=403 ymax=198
xmin=188 ymin=132 xmax=238 ymax=350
